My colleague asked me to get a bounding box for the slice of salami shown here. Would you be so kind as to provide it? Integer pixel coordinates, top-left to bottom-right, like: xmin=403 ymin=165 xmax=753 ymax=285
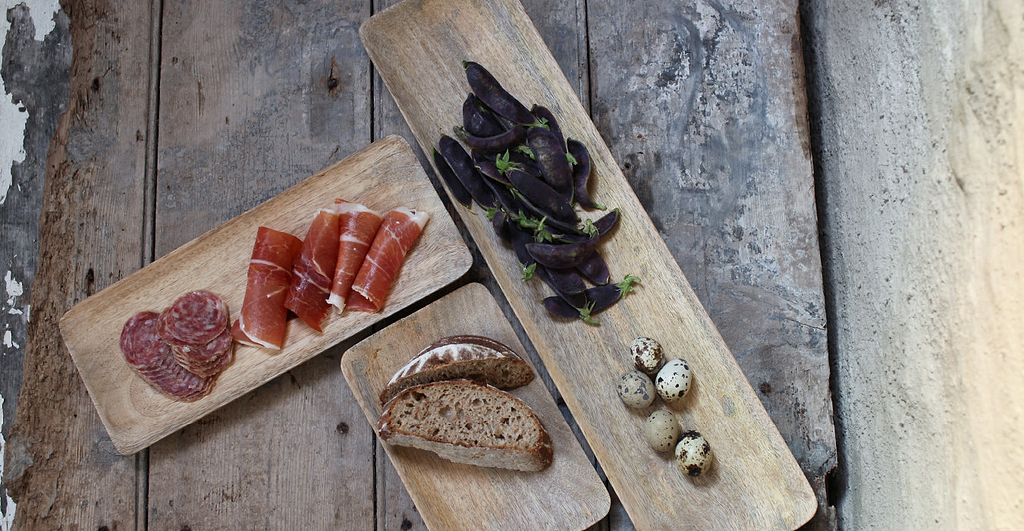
xmin=171 ymin=329 xmax=234 ymax=378
xmin=158 ymin=290 xmax=229 ymax=347
xmin=121 ymin=311 xmax=169 ymax=367
xmin=171 ymin=327 xmax=233 ymax=364
xmin=121 ymin=310 xmax=216 ymax=402
xmin=147 ymin=368 xmax=215 ymax=402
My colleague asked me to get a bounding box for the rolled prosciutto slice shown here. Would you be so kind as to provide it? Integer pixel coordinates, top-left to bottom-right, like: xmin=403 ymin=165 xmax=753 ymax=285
xmin=327 ymin=199 xmax=383 ymax=312
xmin=348 ymin=207 xmax=429 ymax=312
xmin=121 ymin=311 xmax=214 ymax=402
xmin=233 ymin=227 xmax=303 ymax=349
xmin=284 ymin=209 xmax=341 ymax=332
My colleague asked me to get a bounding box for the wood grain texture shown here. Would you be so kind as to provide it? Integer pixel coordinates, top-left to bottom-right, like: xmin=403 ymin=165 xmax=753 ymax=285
xmin=360 ymin=0 xmax=817 ymax=529
xmin=60 ymin=136 xmax=472 ymax=454
xmin=585 ymin=0 xmax=836 ymax=527
xmin=147 ymin=350 xmax=376 ymax=529
xmin=343 ymin=283 xmax=610 ymax=531
xmin=155 ymin=0 xmax=374 ymax=254
xmin=146 ymin=1 xmax=383 ymax=527
xmin=2 ymin=0 xmax=153 ymax=528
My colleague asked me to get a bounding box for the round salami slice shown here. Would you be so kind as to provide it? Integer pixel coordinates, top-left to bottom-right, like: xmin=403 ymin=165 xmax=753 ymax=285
xmin=121 ymin=311 xmax=170 ymax=369
xmin=121 ymin=310 xmax=216 ymax=402
xmin=171 ymin=328 xmax=234 ymax=378
xmin=158 ymin=290 xmax=229 ymax=347
xmin=148 ymin=366 xmax=215 ymax=402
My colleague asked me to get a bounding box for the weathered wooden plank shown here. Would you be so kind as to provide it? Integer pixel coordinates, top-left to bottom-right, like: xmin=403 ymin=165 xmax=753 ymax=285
xmin=0 ymin=4 xmax=71 ymax=523
xmin=586 ymin=0 xmax=835 ymax=527
xmin=368 ymin=0 xmax=597 ymax=527
xmin=2 ymin=0 xmax=154 ymax=528
xmin=146 ymin=0 xmax=376 ymax=527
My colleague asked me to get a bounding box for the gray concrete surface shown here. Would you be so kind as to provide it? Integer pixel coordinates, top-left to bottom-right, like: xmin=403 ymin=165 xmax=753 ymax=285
xmin=803 ymin=0 xmax=1023 ymax=528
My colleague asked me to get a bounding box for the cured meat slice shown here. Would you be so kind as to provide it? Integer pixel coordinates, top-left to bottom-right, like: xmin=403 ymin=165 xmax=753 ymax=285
xmin=172 ymin=328 xmax=234 ymax=377
xmin=158 ymin=290 xmax=229 ymax=347
xmin=344 ymin=290 xmax=378 ymax=312
xmin=121 ymin=311 xmax=214 ymax=402
xmin=284 ymin=209 xmax=341 ymax=332
xmin=122 ymin=312 xmax=171 ymax=369
xmin=348 ymin=207 xmax=429 ymax=312
xmin=327 ymin=199 xmax=383 ymax=312
xmin=233 ymin=227 xmax=303 ymax=348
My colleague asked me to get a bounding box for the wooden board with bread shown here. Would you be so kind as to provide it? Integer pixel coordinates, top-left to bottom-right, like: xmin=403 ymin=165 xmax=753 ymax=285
xmin=341 ymin=282 xmax=609 ymax=531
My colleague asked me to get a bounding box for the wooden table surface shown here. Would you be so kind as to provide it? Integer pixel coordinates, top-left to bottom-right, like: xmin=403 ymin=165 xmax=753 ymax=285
xmin=1 ymin=0 xmax=836 ymax=529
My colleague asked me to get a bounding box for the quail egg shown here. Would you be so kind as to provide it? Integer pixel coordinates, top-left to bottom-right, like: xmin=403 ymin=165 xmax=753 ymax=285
xmin=617 ymin=370 xmax=656 ymax=408
xmin=655 ymin=358 xmax=692 ymax=403
xmin=643 ymin=410 xmax=680 ymax=453
xmin=675 ymin=430 xmax=713 ymax=477
xmin=630 ymin=336 xmax=664 ymax=374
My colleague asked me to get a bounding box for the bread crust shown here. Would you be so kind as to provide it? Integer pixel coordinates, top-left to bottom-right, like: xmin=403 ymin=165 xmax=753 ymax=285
xmin=378 ymin=335 xmax=534 ymax=406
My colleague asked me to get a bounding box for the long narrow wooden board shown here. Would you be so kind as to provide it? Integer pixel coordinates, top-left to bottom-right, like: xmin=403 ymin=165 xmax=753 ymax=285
xmin=59 ymin=135 xmax=472 ymax=455
xmin=342 ymin=282 xmax=610 ymax=531
xmin=360 ymin=1 xmax=817 ymax=529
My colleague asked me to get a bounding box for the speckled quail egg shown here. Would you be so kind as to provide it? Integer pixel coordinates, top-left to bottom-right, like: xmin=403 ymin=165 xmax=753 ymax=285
xmin=630 ymin=336 xmax=664 ymax=374
xmin=675 ymin=430 xmax=713 ymax=477
xmin=655 ymin=358 xmax=692 ymax=403
xmin=617 ymin=370 xmax=656 ymax=408
xmin=643 ymin=410 xmax=680 ymax=453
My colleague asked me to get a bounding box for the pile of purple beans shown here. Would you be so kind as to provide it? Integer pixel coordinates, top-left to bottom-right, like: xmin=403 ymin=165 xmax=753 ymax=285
xmin=434 ymin=61 xmax=638 ymax=323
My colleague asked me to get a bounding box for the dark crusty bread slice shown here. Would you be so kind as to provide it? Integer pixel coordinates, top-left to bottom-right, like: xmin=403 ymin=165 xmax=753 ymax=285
xmin=378 ymin=335 xmax=534 ymax=406
xmin=377 ymin=379 xmax=553 ymax=472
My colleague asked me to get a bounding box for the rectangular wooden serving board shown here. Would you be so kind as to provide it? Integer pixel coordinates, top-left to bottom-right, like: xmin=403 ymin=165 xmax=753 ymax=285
xmin=361 ymin=1 xmax=818 ymax=529
xmin=342 ymin=282 xmax=610 ymax=531
xmin=60 ymin=135 xmax=472 ymax=455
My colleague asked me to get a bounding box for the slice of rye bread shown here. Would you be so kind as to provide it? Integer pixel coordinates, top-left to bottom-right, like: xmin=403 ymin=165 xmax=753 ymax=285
xmin=377 ymin=379 xmax=553 ymax=472
xmin=378 ymin=335 xmax=534 ymax=406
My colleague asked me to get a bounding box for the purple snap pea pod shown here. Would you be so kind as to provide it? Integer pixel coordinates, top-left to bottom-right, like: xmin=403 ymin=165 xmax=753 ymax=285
xmin=455 ymin=124 xmax=526 ymax=154
xmin=492 ymin=209 xmax=510 ymax=242
xmin=506 ymin=168 xmax=577 ymax=225
xmin=526 ymin=234 xmax=600 ymax=269
xmin=543 ymin=275 xmax=641 ymax=323
xmin=438 ymin=135 xmax=496 ymax=208
xmin=542 ymin=296 xmax=582 ymax=319
xmin=557 ymin=209 xmax=619 ymax=243
xmin=474 ymin=156 xmax=511 ymax=185
xmin=567 ymin=138 xmax=605 ymax=210
xmin=577 ymin=250 xmax=611 ymax=285
xmin=535 ymin=265 xmax=587 ymax=309
xmin=462 ymin=93 xmax=506 ymax=137
xmin=463 ymin=61 xmax=538 ymax=125
xmin=530 ymin=105 xmax=565 ymax=152
xmin=507 ymin=149 xmax=543 ymax=176
xmin=508 ymin=223 xmax=537 ymax=267
xmin=590 ymin=208 xmax=620 ymax=234
xmin=480 ymin=171 xmax=519 ymax=213
xmin=432 ymin=148 xmax=472 ymax=207
xmin=527 ymin=126 xmax=574 ymax=200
